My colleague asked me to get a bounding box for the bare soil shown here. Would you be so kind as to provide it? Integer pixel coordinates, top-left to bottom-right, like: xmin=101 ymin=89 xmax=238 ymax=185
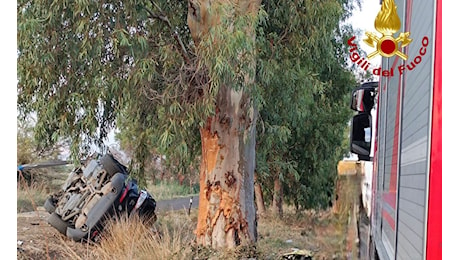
xmin=17 ymin=208 xmax=355 ymax=260
xmin=17 ymin=207 xmax=90 ymax=260
xmin=16 ymin=195 xmax=201 ymax=260
xmin=16 ymin=175 xmax=361 ymax=259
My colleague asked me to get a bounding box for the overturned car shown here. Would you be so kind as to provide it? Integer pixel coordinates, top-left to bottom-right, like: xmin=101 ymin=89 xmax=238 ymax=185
xmin=43 ymin=153 xmax=156 ymax=242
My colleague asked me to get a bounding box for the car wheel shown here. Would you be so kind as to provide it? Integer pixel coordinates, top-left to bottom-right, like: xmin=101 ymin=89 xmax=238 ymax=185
xmin=47 ymin=213 xmax=69 ymax=235
xmin=66 ymin=226 xmax=89 ymax=242
xmin=100 ymin=154 xmax=125 ymax=176
xmin=44 ymin=197 xmax=56 ymax=214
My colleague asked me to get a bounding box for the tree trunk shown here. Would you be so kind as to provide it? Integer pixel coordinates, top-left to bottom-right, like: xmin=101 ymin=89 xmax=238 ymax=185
xmin=254 ymin=172 xmax=265 ymax=216
xmin=271 ymin=175 xmax=283 ymax=218
xmin=188 ymin=0 xmax=261 ymax=249
xmin=195 ymin=86 xmax=257 ymax=248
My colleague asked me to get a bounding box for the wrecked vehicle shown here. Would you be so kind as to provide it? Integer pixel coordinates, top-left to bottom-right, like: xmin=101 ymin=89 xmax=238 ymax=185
xmin=43 ymin=153 xmax=157 ymax=242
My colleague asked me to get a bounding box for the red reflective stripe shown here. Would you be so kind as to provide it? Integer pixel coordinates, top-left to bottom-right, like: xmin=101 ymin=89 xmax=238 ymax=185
xmin=370 ymin=81 xmax=382 ymax=224
xmin=383 ymin=209 xmax=396 ymax=230
xmin=426 ymin=0 xmax=442 ymax=259
xmin=383 ymin=192 xmax=397 ymax=209
xmin=390 ymin=77 xmax=401 ymax=195
xmin=359 ymin=91 xmax=364 ymax=111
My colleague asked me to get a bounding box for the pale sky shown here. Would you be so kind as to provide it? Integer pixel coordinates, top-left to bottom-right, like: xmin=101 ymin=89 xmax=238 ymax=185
xmin=348 ymin=1 xmax=382 ymax=39
xmin=347 ymin=0 xmax=383 ymax=68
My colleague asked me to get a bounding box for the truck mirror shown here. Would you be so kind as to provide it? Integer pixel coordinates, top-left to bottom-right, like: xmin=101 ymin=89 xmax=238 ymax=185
xmin=350 ymin=113 xmax=372 ymax=160
xmin=350 ymin=82 xmax=377 ymax=113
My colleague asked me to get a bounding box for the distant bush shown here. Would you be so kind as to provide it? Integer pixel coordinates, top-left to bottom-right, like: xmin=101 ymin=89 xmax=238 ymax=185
xmin=147 ymin=180 xmax=199 ymax=201
xmin=17 ymin=178 xmax=49 ymax=213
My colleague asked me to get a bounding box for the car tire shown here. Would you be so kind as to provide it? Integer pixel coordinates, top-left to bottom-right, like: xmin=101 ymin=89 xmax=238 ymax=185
xmin=47 ymin=213 xmax=69 ymax=235
xmin=44 ymin=197 xmax=56 ymax=214
xmin=100 ymin=154 xmax=125 ymax=176
xmin=66 ymin=226 xmax=89 ymax=242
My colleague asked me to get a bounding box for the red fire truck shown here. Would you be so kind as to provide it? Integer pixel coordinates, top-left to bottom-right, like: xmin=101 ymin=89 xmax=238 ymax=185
xmin=349 ymin=0 xmax=441 ymax=259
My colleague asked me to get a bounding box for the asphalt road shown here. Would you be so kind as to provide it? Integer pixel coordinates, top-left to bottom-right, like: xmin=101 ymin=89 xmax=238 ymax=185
xmin=155 ymin=195 xmax=199 ymax=212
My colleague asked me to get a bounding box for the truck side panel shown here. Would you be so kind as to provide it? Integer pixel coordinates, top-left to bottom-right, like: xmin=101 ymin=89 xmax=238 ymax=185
xmin=396 ymin=0 xmax=436 ymax=259
xmin=374 ymin=4 xmax=409 ymax=256
xmin=425 ymin=0 xmax=442 ymax=258
xmin=372 ymin=0 xmax=438 ymax=259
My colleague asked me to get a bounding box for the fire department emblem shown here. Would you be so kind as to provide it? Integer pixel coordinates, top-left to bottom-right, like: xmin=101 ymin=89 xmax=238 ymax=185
xmin=363 ymin=0 xmax=412 ymax=60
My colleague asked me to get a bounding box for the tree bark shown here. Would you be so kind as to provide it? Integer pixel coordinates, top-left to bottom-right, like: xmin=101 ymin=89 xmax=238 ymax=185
xmin=254 ymin=172 xmax=266 ymax=216
xmin=271 ymin=174 xmax=283 ymax=218
xmin=188 ymin=0 xmax=261 ymax=249
xmin=195 ymin=86 xmax=257 ymax=248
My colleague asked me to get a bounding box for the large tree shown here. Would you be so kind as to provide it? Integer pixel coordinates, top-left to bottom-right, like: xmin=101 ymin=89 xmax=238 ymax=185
xmin=187 ymin=0 xmax=260 ymax=247
xmin=17 ymin=0 xmax=360 ymax=249
xmin=18 ymin=0 xmax=259 ymax=248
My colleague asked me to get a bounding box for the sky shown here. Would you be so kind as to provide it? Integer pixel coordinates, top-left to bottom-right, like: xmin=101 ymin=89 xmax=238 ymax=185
xmin=3 ymin=1 xmax=456 ymax=259
xmin=347 ymin=0 xmax=383 ymax=69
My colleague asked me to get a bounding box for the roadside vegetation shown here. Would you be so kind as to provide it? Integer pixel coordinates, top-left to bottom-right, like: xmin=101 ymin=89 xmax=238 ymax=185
xmin=18 ymin=0 xmax=365 ymax=253
xmin=17 ymin=176 xmax=49 ymax=213
xmin=17 ymin=168 xmax=360 ymax=259
xmin=17 ymin=103 xmax=360 ymax=259
xmin=84 ymin=207 xmax=351 ymax=259
xmin=148 ymin=179 xmax=199 ymax=201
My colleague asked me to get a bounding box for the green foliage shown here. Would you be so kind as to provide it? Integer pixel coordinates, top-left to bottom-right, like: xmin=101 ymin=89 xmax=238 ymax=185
xmin=17 ymin=0 xmax=205 ymax=181
xmin=18 ymin=0 xmax=359 ymax=209
xmin=255 ymin=0 xmax=360 ymax=210
xmin=17 ymin=0 xmax=264 ymax=186
xmin=17 ymin=117 xmax=65 ymax=165
xmin=147 ymin=180 xmax=199 ymax=201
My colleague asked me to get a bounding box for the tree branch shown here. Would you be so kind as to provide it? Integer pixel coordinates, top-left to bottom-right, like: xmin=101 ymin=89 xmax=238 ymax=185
xmin=142 ymin=2 xmax=191 ymax=64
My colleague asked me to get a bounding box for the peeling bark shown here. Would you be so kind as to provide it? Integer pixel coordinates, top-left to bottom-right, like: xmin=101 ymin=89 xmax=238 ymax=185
xmin=195 ymin=86 xmax=257 ymax=248
xmin=188 ymin=0 xmax=260 ymax=249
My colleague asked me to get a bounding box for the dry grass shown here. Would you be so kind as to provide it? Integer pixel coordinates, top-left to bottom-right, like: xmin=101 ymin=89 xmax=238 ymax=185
xmin=17 ymin=166 xmax=71 ymax=213
xmin=256 ymin=175 xmax=361 ymax=260
xmin=17 ymin=170 xmax=361 ymax=260
xmin=256 ymin=208 xmax=349 ymax=259
xmin=17 ymin=176 xmax=50 ymax=213
xmin=58 ymin=207 xmax=353 ymax=260
xmin=82 ymin=210 xmax=258 ymax=260
xmin=83 ymin=211 xmax=196 ymax=260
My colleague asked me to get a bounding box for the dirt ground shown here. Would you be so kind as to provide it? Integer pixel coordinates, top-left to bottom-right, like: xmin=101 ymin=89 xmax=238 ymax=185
xmin=16 ymin=196 xmax=200 ymax=260
xmin=17 ymin=207 xmax=91 ymax=260
xmin=17 ymin=209 xmax=359 ymax=260
xmin=16 ymin=175 xmax=362 ymax=259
